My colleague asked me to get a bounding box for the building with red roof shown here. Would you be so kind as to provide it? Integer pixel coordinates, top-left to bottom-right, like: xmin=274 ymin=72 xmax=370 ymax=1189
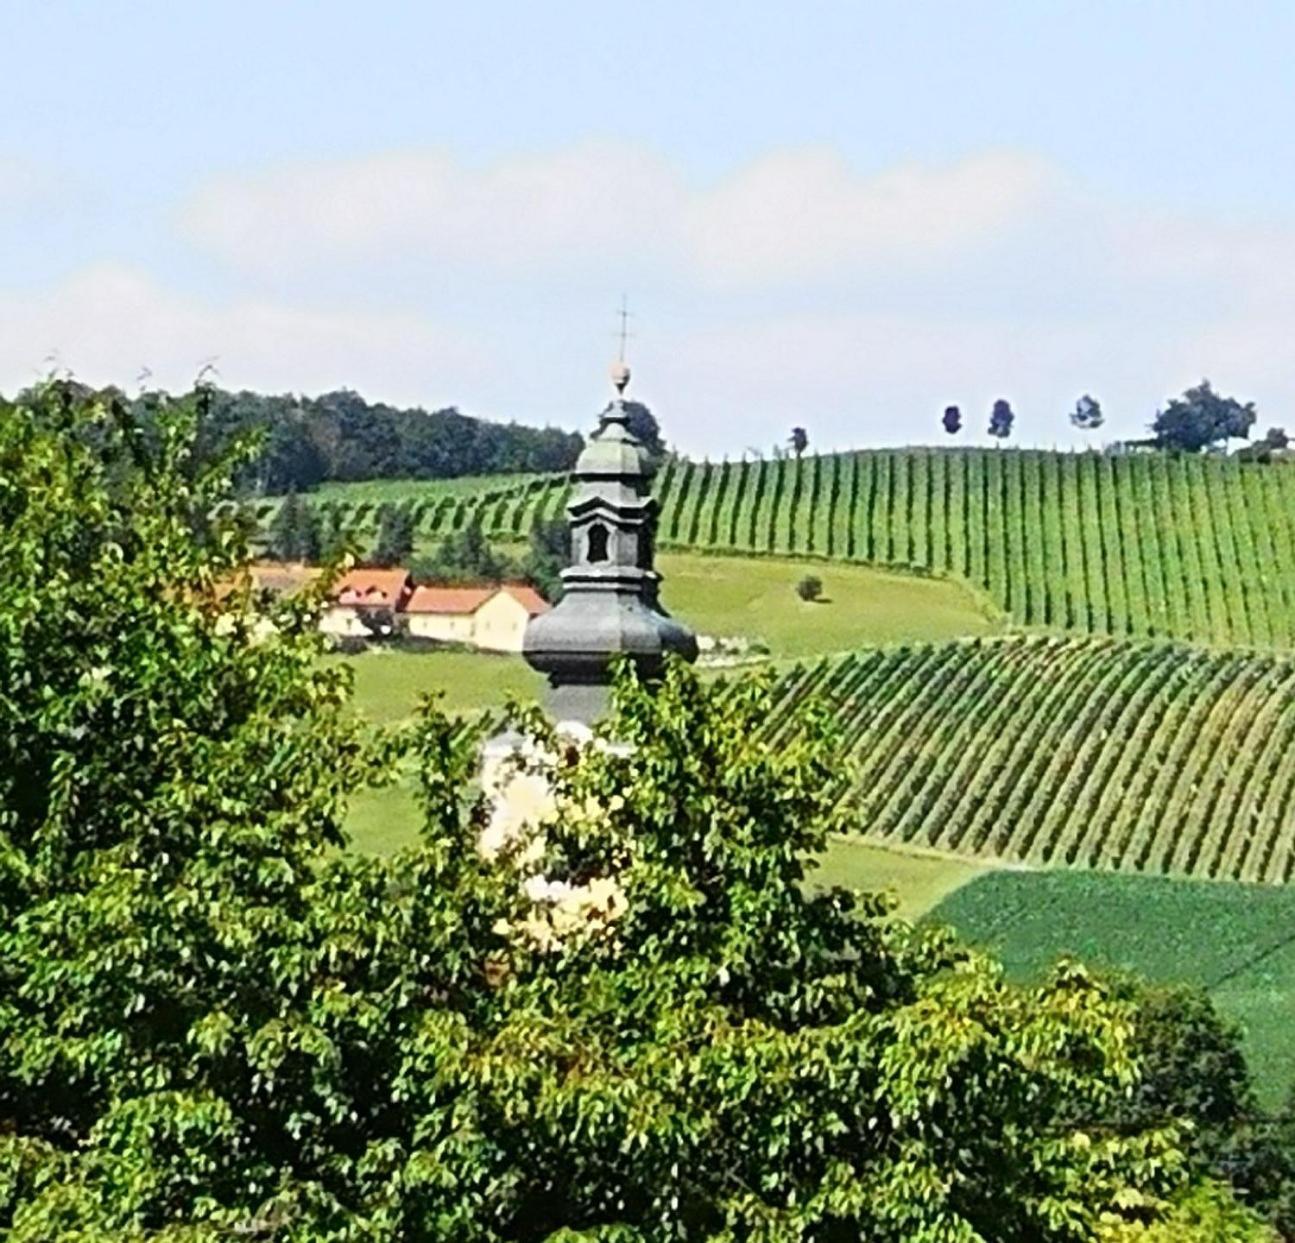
xmin=322 ymin=568 xmax=413 ymax=639
xmin=402 ymin=581 xmax=550 ymax=652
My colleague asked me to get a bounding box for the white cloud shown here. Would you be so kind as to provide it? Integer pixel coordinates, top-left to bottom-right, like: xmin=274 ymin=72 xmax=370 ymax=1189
xmin=0 ymin=266 xmax=490 ymax=406
xmin=180 ymin=143 xmax=1056 ymax=288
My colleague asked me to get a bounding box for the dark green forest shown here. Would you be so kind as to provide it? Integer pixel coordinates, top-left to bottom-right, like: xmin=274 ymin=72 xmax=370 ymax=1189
xmin=196 ymin=387 xmax=585 ymax=492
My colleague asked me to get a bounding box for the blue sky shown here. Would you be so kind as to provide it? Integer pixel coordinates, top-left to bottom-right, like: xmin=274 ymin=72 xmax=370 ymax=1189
xmin=1 ymin=1 xmax=1293 ymax=453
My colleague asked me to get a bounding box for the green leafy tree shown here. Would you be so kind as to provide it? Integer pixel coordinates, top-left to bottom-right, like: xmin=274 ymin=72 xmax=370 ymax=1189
xmin=0 ymin=382 xmax=391 ymax=1238
xmin=1090 ymin=980 xmax=1295 ymax=1237
xmin=410 ymin=516 xmax=518 ymax=585
xmin=1235 ymin=427 xmax=1290 ymax=464
xmin=521 ymin=515 xmax=569 ymax=602
xmin=790 ymin=426 xmax=809 ymax=458
xmin=621 ymin=399 xmax=665 ymax=466
xmin=1072 ymin=394 xmax=1105 ymax=432
xmin=370 ymin=502 xmax=414 ymax=567
xmin=796 ymin=573 xmax=823 ymax=601
xmin=318 ymin=504 xmax=352 ymax=561
xmin=266 ymin=489 xmax=321 ymax=562
xmin=1151 ymin=380 xmax=1256 ymax=453
xmin=989 ymin=397 xmax=1015 ymax=441
xmin=942 ymin=404 xmax=962 ymax=435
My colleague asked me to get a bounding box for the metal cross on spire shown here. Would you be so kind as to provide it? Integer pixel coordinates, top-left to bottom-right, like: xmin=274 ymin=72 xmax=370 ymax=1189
xmin=615 ymin=294 xmax=633 ymax=363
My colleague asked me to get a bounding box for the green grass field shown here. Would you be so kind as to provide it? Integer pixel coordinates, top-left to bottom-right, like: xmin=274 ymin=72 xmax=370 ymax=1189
xmin=338 ymin=647 xmax=544 ymax=722
xmin=928 ymin=869 xmax=1295 ymax=1107
xmin=656 ymin=552 xmax=1001 ymax=655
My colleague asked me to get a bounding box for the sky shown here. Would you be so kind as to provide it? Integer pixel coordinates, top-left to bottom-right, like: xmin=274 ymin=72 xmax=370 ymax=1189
xmin=1 ymin=0 xmax=1294 ymax=455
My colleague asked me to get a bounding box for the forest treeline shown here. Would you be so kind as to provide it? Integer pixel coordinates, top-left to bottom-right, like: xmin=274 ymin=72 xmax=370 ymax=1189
xmin=193 ymin=386 xmax=585 ymax=492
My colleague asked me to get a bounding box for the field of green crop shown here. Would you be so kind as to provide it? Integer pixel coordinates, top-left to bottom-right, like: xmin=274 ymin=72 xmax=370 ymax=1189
xmin=928 ymin=868 xmax=1295 ymax=1106
xmin=293 ymin=450 xmax=1295 ymax=650
xmin=768 ymin=634 xmax=1295 ymax=882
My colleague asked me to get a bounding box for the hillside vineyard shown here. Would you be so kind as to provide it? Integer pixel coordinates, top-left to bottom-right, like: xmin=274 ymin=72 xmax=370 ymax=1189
xmin=772 ymin=636 xmax=1295 ymax=881
xmin=265 ymin=449 xmax=1295 ymax=649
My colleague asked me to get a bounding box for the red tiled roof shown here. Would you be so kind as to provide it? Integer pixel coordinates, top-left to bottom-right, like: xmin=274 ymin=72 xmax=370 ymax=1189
xmin=498 ymin=584 xmax=551 ymax=616
xmin=333 ymin=568 xmax=411 ymax=607
xmin=403 ymin=585 xmax=495 ymax=615
xmin=402 ymin=583 xmax=552 ymax=616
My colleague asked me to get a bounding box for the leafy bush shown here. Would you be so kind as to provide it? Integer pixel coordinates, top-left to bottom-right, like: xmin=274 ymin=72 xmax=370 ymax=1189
xmin=796 ymin=573 xmax=824 ymax=601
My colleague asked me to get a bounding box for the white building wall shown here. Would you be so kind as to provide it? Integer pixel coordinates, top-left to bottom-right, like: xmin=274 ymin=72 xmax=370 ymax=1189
xmin=471 ymin=592 xmax=532 ymax=653
xmin=320 ymin=606 xmax=374 ymax=637
xmin=405 ymin=613 xmax=476 ymax=643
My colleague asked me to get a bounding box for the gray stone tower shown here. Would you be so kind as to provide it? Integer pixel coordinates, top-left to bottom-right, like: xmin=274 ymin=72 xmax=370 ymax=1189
xmin=522 ymin=362 xmax=697 ymax=723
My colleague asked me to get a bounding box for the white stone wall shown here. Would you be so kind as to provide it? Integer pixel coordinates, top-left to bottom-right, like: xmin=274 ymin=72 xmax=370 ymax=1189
xmin=471 ymin=592 xmax=532 ymax=653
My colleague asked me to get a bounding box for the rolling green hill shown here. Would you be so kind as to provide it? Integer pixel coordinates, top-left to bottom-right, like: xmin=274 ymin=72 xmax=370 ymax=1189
xmin=281 ymin=449 xmax=1295 ymax=650
xmin=770 ymin=635 xmax=1295 ymax=882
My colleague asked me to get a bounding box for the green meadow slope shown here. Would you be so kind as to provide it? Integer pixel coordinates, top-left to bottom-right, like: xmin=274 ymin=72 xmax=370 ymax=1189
xmin=926 ymin=868 xmax=1295 ymax=1106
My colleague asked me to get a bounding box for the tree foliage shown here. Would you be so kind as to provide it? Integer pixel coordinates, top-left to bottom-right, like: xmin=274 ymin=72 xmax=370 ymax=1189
xmin=1072 ymin=395 xmax=1105 ymax=432
xmin=370 ymin=502 xmax=415 ymax=567
xmin=620 ymin=400 xmax=665 ymax=468
xmin=796 ymin=574 xmax=823 ymax=601
xmin=521 ymin=516 xmax=569 ymax=603
xmin=0 ymin=382 xmax=1272 ymax=1240
xmin=789 ymin=426 xmax=809 ymax=458
xmin=942 ymin=405 xmax=962 ymax=435
xmin=410 ymin=516 xmax=520 ymax=586
xmin=988 ymin=398 xmax=1015 ymax=440
xmin=1151 ymin=380 xmax=1256 ymax=453
xmin=174 ymin=386 xmax=584 ymax=494
xmin=267 ymin=490 xmax=321 ymax=562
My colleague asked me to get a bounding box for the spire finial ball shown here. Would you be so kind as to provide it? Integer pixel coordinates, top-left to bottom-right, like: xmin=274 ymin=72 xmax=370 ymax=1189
xmin=609 ymin=359 xmax=631 ymax=396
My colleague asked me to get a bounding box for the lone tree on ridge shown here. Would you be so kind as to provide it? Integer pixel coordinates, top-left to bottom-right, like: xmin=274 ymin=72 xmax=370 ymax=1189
xmin=1151 ymin=379 xmax=1256 ymax=453
xmin=988 ymin=397 xmax=1015 ymax=442
xmin=1071 ymin=394 xmax=1104 ymax=433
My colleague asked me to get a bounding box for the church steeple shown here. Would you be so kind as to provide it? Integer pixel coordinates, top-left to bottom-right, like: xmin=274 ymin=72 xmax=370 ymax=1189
xmin=522 ymin=362 xmax=697 ymax=723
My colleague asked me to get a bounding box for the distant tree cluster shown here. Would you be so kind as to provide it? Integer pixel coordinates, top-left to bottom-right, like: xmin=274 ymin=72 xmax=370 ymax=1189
xmin=930 ymin=384 xmax=1290 ymax=461
xmin=189 ymin=387 xmax=585 ymax=494
xmin=410 ymin=516 xmax=567 ymax=601
xmin=1237 ymin=426 xmax=1293 ymax=464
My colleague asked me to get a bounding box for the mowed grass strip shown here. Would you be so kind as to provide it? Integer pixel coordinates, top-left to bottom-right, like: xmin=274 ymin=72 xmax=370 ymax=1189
xmin=927 ymin=868 xmax=1295 ymax=1108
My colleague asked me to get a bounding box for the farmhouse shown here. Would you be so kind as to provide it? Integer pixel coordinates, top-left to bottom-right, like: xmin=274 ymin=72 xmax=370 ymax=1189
xmin=321 ymin=568 xmax=412 ymax=639
xmin=405 ymin=583 xmax=549 ymax=653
